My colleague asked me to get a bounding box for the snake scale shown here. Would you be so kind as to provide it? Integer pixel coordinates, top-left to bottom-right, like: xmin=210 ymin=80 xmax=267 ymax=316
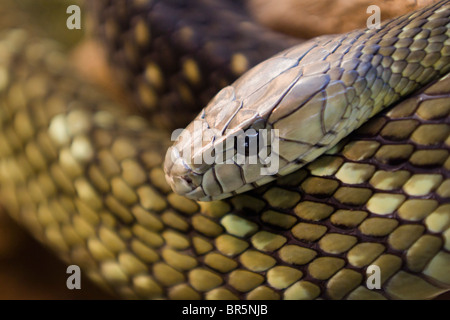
xmin=0 ymin=0 xmax=449 ymax=299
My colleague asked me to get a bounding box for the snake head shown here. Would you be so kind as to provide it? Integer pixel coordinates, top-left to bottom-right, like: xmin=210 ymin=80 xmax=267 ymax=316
xmin=164 ymin=22 xmax=441 ymax=201
xmin=164 ymin=42 xmax=351 ymax=201
xmin=164 ymin=85 xmax=280 ymax=201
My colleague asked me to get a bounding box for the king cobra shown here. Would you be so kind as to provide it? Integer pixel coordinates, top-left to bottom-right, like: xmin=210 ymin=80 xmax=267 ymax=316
xmin=0 ymin=0 xmax=449 ymax=299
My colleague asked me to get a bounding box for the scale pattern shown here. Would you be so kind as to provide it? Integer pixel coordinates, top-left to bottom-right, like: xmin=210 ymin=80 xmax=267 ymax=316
xmin=165 ymin=0 xmax=450 ymax=201
xmin=0 ymin=28 xmax=448 ymax=299
xmin=0 ymin=1 xmax=448 ymax=299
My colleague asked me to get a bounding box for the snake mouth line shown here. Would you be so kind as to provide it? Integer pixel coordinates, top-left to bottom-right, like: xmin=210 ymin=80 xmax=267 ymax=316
xmin=164 ymin=119 xmax=285 ymax=201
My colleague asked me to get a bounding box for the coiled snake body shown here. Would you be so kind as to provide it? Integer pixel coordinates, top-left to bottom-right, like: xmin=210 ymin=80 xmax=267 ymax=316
xmin=0 ymin=0 xmax=449 ymax=299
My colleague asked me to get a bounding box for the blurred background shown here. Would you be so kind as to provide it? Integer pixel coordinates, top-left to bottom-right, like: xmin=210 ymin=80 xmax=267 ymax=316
xmin=0 ymin=0 xmax=112 ymax=299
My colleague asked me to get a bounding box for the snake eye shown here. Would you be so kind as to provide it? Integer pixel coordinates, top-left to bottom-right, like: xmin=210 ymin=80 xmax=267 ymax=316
xmin=234 ymin=117 xmax=268 ymax=158
xmin=234 ymin=128 xmax=259 ymax=157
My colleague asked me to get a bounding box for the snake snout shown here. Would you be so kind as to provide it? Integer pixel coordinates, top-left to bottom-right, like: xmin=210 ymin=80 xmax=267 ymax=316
xmin=164 ymin=146 xmax=204 ymax=198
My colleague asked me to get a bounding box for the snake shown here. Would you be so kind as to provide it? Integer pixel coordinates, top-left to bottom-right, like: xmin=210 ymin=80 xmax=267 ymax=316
xmin=0 ymin=0 xmax=449 ymax=300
